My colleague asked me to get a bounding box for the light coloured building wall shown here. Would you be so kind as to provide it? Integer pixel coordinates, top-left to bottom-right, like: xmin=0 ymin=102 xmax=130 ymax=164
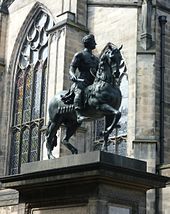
xmin=0 ymin=12 xmax=7 ymax=61
xmin=136 ymin=54 xmax=156 ymax=140
xmin=87 ymin=6 xmax=138 ymax=155
xmin=64 ymin=25 xmax=87 ymax=89
xmin=0 ymin=11 xmax=8 ymax=175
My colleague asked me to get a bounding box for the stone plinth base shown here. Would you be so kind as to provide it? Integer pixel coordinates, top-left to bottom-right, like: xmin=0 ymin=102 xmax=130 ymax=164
xmin=0 ymin=151 xmax=168 ymax=214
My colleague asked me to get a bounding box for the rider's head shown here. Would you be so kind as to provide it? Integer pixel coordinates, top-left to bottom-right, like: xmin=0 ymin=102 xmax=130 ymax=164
xmin=82 ymin=34 xmax=97 ymax=50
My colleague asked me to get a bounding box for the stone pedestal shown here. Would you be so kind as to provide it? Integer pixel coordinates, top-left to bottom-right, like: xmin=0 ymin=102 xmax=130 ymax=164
xmin=0 ymin=151 xmax=168 ymax=214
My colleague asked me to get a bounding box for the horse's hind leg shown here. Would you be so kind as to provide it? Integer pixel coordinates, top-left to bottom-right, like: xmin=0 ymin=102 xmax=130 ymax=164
xmin=102 ymin=115 xmax=114 ymax=151
xmin=103 ymin=113 xmax=121 ymax=151
xmin=62 ymin=121 xmax=81 ymax=154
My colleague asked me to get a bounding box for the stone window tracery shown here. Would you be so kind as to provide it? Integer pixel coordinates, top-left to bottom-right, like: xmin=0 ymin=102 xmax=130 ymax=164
xmin=10 ymin=10 xmax=54 ymax=174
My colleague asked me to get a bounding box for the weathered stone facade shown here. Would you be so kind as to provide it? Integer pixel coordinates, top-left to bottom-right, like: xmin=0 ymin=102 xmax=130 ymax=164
xmin=0 ymin=0 xmax=170 ymax=213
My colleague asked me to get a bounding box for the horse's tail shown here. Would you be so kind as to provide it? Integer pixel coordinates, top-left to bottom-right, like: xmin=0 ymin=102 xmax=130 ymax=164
xmin=46 ymin=120 xmax=52 ymax=137
xmin=45 ymin=119 xmax=58 ymax=149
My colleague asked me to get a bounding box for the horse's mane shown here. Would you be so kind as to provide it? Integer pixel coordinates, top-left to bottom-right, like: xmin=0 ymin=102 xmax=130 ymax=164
xmin=99 ymin=42 xmax=128 ymax=87
xmin=99 ymin=42 xmax=118 ymax=59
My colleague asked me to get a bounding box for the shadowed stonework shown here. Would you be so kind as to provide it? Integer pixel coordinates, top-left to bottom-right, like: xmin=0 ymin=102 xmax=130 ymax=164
xmin=0 ymin=151 xmax=168 ymax=214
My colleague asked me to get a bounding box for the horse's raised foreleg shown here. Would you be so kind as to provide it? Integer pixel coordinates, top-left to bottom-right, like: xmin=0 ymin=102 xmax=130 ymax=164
xmin=98 ymin=104 xmax=121 ymax=151
xmin=62 ymin=121 xmax=81 ymax=154
xmin=105 ymin=112 xmax=121 ymax=134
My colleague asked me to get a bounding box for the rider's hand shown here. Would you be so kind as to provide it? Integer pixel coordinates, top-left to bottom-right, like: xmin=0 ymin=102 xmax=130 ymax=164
xmin=70 ymin=75 xmax=77 ymax=82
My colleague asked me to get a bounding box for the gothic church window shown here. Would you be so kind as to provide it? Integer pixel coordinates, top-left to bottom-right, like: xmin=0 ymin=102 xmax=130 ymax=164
xmin=10 ymin=10 xmax=54 ymax=174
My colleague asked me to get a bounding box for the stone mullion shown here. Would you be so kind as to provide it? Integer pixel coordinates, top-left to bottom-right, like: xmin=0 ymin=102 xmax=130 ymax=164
xmin=30 ymin=64 xmax=36 ymax=123
xmin=37 ymin=60 xmax=45 ymax=160
xmin=37 ymin=120 xmax=43 ymax=161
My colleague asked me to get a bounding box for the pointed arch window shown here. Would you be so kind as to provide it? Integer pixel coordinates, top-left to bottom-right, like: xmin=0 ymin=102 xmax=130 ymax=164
xmin=10 ymin=10 xmax=54 ymax=174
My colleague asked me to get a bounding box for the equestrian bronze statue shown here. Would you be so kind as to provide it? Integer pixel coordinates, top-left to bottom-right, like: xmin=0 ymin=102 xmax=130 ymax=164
xmin=46 ymin=34 xmax=127 ymax=159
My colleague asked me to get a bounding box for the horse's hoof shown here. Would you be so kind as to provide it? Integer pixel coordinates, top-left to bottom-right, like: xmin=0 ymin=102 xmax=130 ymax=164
xmin=71 ymin=147 xmax=78 ymax=155
xmin=115 ymin=124 xmax=121 ymax=129
xmin=47 ymin=153 xmax=56 ymax=159
xmin=77 ymin=116 xmax=90 ymax=123
xmin=101 ymin=143 xmax=108 ymax=152
xmin=72 ymin=148 xmax=78 ymax=154
xmin=101 ymin=131 xmax=107 ymax=135
xmin=50 ymin=154 xmax=56 ymax=159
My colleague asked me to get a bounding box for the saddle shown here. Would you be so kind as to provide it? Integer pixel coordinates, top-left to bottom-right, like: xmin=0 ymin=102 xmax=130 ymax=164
xmin=61 ymin=82 xmax=94 ymax=106
xmin=61 ymin=89 xmax=75 ymax=105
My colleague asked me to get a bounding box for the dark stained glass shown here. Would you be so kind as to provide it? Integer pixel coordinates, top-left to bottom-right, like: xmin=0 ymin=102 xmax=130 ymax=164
xmin=32 ymin=62 xmax=42 ymax=119
xmin=23 ymin=67 xmax=33 ymax=122
xmin=21 ymin=129 xmax=29 ymax=164
xmin=30 ymin=126 xmax=39 ymax=162
xmin=41 ymin=64 xmax=47 ymax=117
xmin=10 ymin=131 xmax=20 ymax=174
xmin=14 ymin=71 xmax=24 ymax=125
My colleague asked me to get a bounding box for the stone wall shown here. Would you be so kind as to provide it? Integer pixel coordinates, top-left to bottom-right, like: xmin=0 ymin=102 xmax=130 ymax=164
xmin=87 ymin=4 xmax=138 ymax=155
xmin=136 ymin=54 xmax=156 ymax=140
xmin=0 ymin=189 xmax=19 ymax=213
xmin=0 ymin=10 xmax=8 ymax=176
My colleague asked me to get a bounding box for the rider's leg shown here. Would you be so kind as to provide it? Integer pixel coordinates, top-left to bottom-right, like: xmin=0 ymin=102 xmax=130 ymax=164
xmin=74 ymin=88 xmax=88 ymax=123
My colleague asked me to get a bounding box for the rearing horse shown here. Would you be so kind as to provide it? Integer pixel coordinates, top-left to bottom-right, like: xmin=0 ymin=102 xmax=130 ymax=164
xmin=46 ymin=43 xmax=126 ymax=159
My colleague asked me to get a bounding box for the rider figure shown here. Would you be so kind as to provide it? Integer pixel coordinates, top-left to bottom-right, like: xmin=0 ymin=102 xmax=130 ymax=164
xmin=69 ymin=34 xmax=99 ymax=123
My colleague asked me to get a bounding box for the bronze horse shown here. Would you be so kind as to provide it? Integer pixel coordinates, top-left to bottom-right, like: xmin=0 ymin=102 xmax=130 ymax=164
xmin=46 ymin=43 xmax=126 ymax=159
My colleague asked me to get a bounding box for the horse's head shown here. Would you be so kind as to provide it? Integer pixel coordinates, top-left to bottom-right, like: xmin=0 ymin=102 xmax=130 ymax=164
xmin=97 ymin=43 xmax=123 ymax=84
xmin=107 ymin=44 xmax=123 ymax=78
